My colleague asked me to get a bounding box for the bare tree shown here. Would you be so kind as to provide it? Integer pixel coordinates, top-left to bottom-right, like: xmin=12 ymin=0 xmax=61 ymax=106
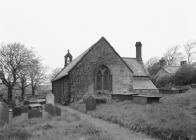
xmin=0 ymin=43 xmax=32 ymax=103
xmin=146 ymin=57 xmax=161 ymax=77
xmin=18 ymin=67 xmax=30 ymax=99
xmin=29 ymin=58 xmax=46 ymax=96
xmin=146 ymin=57 xmax=159 ymax=68
xmin=184 ymin=41 xmax=196 ymax=64
xmin=163 ymin=46 xmax=184 ymax=66
xmin=50 ymin=67 xmax=62 ymax=81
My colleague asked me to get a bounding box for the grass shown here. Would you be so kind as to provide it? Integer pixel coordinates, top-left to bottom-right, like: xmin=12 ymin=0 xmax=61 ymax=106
xmin=88 ymin=89 xmax=196 ymax=140
xmin=161 ymin=88 xmax=196 ymax=116
xmin=0 ymin=106 xmax=113 ymax=140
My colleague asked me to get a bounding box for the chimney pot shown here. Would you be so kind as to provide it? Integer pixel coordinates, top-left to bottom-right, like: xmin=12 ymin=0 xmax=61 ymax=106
xmin=159 ymin=58 xmax=166 ymax=67
xmin=180 ymin=61 xmax=187 ymax=66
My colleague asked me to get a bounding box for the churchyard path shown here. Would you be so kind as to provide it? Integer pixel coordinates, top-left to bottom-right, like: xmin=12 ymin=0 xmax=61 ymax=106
xmin=62 ymin=106 xmax=156 ymax=140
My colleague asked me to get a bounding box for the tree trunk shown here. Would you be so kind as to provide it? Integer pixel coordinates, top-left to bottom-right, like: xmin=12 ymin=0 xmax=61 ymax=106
xmin=8 ymin=87 xmax=13 ymax=104
xmin=32 ymin=86 xmax=36 ymax=96
xmin=21 ymin=88 xmax=25 ymax=100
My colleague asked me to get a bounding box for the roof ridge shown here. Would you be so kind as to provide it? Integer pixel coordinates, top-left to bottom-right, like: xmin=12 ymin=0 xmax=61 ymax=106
xmin=122 ymin=57 xmax=136 ymax=59
xmin=164 ymin=65 xmax=180 ymax=68
xmin=52 ymin=37 xmax=134 ymax=81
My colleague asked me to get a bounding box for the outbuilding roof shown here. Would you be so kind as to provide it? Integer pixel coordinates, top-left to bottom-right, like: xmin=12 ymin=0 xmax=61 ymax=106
xmin=133 ymin=79 xmax=157 ymax=89
xmin=123 ymin=57 xmax=149 ymax=77
xmin=163 ymin=66 xmax=179 ymax=74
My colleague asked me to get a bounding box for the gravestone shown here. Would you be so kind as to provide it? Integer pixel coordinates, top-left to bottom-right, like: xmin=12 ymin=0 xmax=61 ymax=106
xmin=15 ymin=97 xmax=20 ymax=106
xmin=20 ymin=105 xmax=29 ymax=113
xmin=46 ymin=92 xmax=54 ymax=105
xmin=23 ymin=100 xmax=30 ymax=105
xmin=44 ymin=104 xmax=61 ymax=116
xmin=54 ymin=106 xmax=61 ymax=116
xmin=28 ymin=109 xmax=42 ymax=119
xmin=0 ymin=102 xmax=9 ymax=126
xmin=13 ymin=107 xmax=22 ymax=117
xmin=85 ymin=96 xmax=96 ymax=111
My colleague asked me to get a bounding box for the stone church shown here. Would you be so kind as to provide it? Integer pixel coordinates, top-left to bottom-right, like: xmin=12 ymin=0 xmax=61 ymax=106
xmin=52 ymin=37 xmax=158 ymax=104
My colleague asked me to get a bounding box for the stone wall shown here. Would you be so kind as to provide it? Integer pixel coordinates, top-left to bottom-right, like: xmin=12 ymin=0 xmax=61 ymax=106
xmin=69 ymin=38 xmax=133 ymax=102
xmin=52 ymin=76 xmax=70 ymax=104
xmin=133 ymin=89 xmax=159 ymax=94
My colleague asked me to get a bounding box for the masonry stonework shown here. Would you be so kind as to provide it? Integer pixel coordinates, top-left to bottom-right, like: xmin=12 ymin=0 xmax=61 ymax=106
xmin=52 ymin=76 xmax=70 ymax=104
xmin=52 ymin=37 xmax=158 ymax=104
xmin=69 ymin=39 xmax=133 ymax=102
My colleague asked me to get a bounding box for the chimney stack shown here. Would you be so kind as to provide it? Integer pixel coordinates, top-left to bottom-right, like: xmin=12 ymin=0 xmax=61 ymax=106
xmin=135 ymin=42 xmax=142 ymax=62
xmin=159 ymin=57 xmax=166 ymax=67
xmin=64 ymin=50 xmax=73 ymax=67
xmin=180 ymin=60 xmax=187 ymax=66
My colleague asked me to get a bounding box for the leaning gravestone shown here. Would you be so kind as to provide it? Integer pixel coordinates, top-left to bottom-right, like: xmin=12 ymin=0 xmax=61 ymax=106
xmin=0 ymin=102 xmax=9 ymax=126
xmin=85 ymin=96 xmax=96 ymax=111
xmin=46 ymin=92 xmax=54 ymax=105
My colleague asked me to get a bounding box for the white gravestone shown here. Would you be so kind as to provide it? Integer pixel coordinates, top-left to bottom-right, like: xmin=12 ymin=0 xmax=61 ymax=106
xmin=46 ymin=92 xmax=54 ymax=105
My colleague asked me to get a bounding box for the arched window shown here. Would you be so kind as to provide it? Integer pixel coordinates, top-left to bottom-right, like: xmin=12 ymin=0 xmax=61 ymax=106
xmin=96 ymin=65 xmax=112 ymax=91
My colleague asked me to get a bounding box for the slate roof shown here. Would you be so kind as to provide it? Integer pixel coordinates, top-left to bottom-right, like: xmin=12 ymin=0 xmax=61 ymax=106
xmin=52 ymin=47 xmax=92 ymax=81
xmin=52 ymin=37 xmax=133 ymax=81
xmin=122 ymin=57 xmax=149 ymax=77
xmin=163 ymin=66 xmax=179 ymax=74
xmin=52 ymin=37 xmax=150 ymax=81
xmin=133 ymin=79 xmax=157 ymax=89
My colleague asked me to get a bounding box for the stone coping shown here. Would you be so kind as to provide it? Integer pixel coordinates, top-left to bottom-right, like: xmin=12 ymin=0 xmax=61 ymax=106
xmin=133 ymin=95 xmax=162 ymax=98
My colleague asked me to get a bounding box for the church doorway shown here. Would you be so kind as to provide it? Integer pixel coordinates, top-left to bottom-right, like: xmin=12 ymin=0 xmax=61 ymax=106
xmin=95 ymin=65 xmax=112 ymax=95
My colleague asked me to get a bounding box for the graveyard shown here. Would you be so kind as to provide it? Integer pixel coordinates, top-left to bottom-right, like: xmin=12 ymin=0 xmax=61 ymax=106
xmin=87 ymin=88 xmax=196 ymax=140
xmin=0 ymin=86 xmax=196 ymax=140
xmin=0 ymin=99 xmax=155 ymax=140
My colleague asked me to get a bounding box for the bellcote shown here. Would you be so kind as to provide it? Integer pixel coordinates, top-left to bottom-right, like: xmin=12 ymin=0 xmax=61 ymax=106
xmin=64 ymin=50 xmax=73 ymax=67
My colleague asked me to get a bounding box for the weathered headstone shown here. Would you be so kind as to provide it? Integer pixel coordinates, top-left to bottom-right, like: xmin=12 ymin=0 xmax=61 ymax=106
xmin=28 ymin=109 xmax=42 ymax=119
xmin=13 ymin=107 xmax=22 ymax=117
xmin=0 ymin=102 xmax=9 ymax=126
xmin=15 ymin=97 xmax=20 ymax=106
xmin=23 ymin=100 xmax=30 ymax=105
xmin=85 ymin=96 xmax=96 ymax=111
xmin=46 ymin=92 xmax=54 ymax=105
xmin=54 ymin=106 xmax=61 ymax=116
xmin=44 ymin=104 xmax=61 ymax=116
xmin=20 ymin=105 xmax=29 ymax=113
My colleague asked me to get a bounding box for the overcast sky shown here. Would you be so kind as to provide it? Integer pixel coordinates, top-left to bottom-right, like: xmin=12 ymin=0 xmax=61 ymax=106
xmin=0 ymin=0 xmax=196 ymax=73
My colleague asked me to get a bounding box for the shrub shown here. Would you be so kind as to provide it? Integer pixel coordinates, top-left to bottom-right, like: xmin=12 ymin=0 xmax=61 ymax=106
xmin=191 ymin=68 xmax=196 ymax=84
xmin=174 ymin=65 xmax=194 ymax=86
xmin=155 ymin=74 xmax=174 ymax=88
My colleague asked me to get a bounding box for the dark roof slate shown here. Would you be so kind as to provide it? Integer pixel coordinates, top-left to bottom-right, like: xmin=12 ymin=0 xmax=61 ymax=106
xmin=123 ymin=57 xmax=149 ymax=77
